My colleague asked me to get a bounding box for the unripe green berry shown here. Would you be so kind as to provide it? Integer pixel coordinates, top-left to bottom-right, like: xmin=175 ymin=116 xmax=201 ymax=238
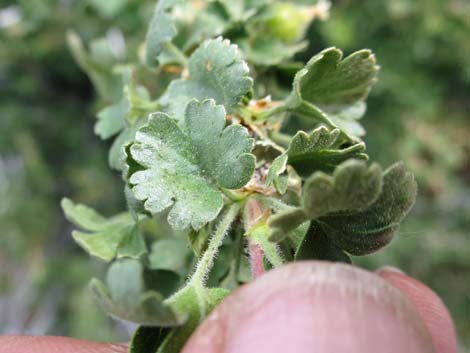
xmin=265 ymin=2 xmax=312 ymax=43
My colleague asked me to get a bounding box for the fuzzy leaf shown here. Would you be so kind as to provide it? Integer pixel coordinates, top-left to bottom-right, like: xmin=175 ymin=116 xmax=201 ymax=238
xmin=127 ymin=99 xmax=255 ymax=230
xmin=295 ymin=224 xmax=351 ymax=263
xmin=317 ymin=162 xmax=417 ymax=255
xmin=269 ymin=160 xmax=383 ymax=240
xmin=129 ymin=327 xmax=170 ymax=353
xmin=162 ymin=37 xmax=253 ymax=123
xmin=270 ymin=162 xmax=416 ymax=256
xmin=287 ymin=126 xmax=367 ymax=176
xmin=288 ymin=47 xmax=379 ymax=138
xmin=61 ymin=198 xmax=146 ymax=261
xmin=266 ymin=153 xmax=288 ymax=194
xmin=91 ymin=259 xmax=182 ymax=326
xmin=145 ymin=0 xmax=179 ymax=66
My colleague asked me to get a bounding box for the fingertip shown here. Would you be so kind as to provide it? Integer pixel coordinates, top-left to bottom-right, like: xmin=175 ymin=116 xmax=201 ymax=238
xmin=183 ymin=261 xmax=436 ymax=353
xmin=0 ymin=336 xmax=128 ymax=353
xmin=377 ymin=267 xmax=458 ymax=353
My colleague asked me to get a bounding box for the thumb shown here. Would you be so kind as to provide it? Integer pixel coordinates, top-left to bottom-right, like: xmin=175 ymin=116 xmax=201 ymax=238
xmin=182 ymin=261 xmax=441 ymax=353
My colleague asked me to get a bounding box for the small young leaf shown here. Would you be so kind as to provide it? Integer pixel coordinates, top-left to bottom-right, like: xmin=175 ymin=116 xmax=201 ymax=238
xmin=294 ymin=48 xmax=379 ymax=105
xmin=270 ymin=162 xmax=416 ymax=256
xmin=162 ymin=37 xmax=253 ymax=123
xmin=127 ymin=99 xmax=255 ymax=230
xmin=61 ymin=198 xmax=146 ymax=261
xmin=287 ymin=126 xmax=367 ymax=176
xmin=269 ymin=160 xmax=383 ymax=241
xmin=266 ymin=153 xmax=288 ymax=194
xmin=317 ymin=162 xmax=417 ymax=255
xmin=288 ymin=47 xmax=379 ymax=138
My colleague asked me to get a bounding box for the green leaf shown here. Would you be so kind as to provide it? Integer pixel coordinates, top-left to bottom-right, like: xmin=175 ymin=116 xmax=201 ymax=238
xmin=145 ymin=0 xmax=179 ymax=66
xmin=144 ymin=269 xmax=181 ymax=298
xmin=66 ymin=31 xmax=121 ymax=100
xmin=317 ymin=162 xmax=417 ymax=255
xmin=109 ymin=119 xmax=147 ymax=170
xmin=162 ymin=37 xmax=253 ymax=124
xmin=287 ymin=47 xmax=379 ymax=138
xmin=95 ymin=98 xmax=128 ymax=139
xmin=295 ymin=224 xmax=351 ymax=263
xmin=95 ymin=70 xmax=159 ymax=170
xmin=130 ymin=327 xmax=170 ymax=353
xmin=239 ymin=37 xmax=307 ymax=66
xmin=294 ymin=48 xmax=378 ymax=105
xmin=287 ymin=126 xmax=367 ymax=176
xmin=61 ymin=198 xmax=146 ymax=261
xmin=149 ymin=238 xmax=192 ymax=274
xmin=269 ymin=160 xmax=383 ymax=241
xmin=184 ymin=3 xmax=229 ymax=50
xmin=266 ymin=153 xmax=288 ymax=194
xmin=127 ymin=99 xmax=255 ymax=230
xmin=270 ymin=162 xmax=416 ymax=256
xmin=91 ymin=259 xmax=182 ymax=326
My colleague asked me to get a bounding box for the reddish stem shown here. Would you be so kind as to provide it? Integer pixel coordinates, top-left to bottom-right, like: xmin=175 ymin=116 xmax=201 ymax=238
xmin=249 ymin=241 xmax=265 ymax=279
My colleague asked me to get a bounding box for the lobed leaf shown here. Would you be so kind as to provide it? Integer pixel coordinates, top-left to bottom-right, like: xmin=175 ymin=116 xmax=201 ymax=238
xmin=127 ymin=99 xmax=255 ymax=230
xmin=161 ymin=37 xmax=253 ymax=124
xmin=61 ymin=198 xmax=146 ymax=261
xmin=317 ymin=162 xmax=417 ymax=255
xmin=270 ymin=161 xmax=417 ymax=258
xmin=287 ymin=126 xmax=368 ymax=176
xmin=288 ymin=47 xmax=379 ymax=138
xmin=269 ymin=160 xmax=383 ymax=241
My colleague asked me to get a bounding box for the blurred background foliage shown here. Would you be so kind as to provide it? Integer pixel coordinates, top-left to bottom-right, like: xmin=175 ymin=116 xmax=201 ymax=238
xmin=0 ymin=0 xmax=469 ymax=350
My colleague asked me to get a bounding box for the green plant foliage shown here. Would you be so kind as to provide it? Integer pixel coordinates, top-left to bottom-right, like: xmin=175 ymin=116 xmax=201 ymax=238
xmin=287 ymin=47 xmax=379 ymax=137
xmin=145 ymin=0 xmax=179 ymax=66
xmin=161 ymin=37 xmax=253 ymax=123
xmin=48 ymin=0 xmax=427 ymax=351
xmin=61 ymin=198 xmax=146 ymax=261
xmin=90 ymin=259 xmax=181 ymax=326
xmin=0 ymin=0 xmax=430 ymax=353
xmin=126 ymin=99 xmax=255 ymax=229
xmin=2 ymin=0 xmax=468 ymax=348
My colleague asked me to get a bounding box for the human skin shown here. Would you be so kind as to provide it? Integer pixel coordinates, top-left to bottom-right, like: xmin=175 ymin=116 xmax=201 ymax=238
xmin=0 ymin=262 xmax=457 ymax=353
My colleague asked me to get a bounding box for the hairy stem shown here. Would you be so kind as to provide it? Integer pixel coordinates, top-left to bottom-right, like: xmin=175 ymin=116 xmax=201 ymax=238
xmin=252 ymin=231 xmax=284 ymax=268
xmin=248 ymin=241 xmax=265 ymax=279
xmin=189 ymin=203 xmax=241 ymax=287
xmin=244 ymin=198 xmax=285 ymax=272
